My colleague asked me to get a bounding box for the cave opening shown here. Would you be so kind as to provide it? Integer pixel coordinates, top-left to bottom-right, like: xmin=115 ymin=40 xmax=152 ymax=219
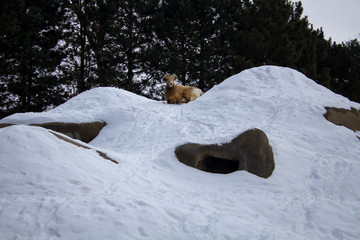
xmin=200 ymin=156 xmax=239 ymax=174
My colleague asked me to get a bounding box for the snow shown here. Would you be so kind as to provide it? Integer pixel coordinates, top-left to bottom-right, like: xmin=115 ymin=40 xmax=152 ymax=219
xmin=1 ymin=66 xmax=360 ymax=240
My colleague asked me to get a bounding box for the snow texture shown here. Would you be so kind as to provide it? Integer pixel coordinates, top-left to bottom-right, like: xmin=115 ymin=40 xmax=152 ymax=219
xmin=1 ymin=66 xmax=360 ymax=240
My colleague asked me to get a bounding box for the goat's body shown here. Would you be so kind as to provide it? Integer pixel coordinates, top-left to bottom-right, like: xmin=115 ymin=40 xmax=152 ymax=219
xmin=165 ymin=84 xmax=202 ymax=104
xmin=163 ymin=74 xmax=203 ymax=104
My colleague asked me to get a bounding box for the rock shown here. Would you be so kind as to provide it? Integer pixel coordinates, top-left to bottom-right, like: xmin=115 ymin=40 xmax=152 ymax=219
xmin=175 ymin=128 xmax=275 ymax=178
xmin=324 ymin=107 xmax=360 ymax=132
xmin=31 ymin=122 xmax=106 ymax=143
xmin=0 ymin=121 xmax=106 ymax=143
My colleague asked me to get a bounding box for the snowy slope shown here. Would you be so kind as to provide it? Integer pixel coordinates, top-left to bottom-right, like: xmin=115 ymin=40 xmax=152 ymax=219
xmin=1 ymin=66 xmax=359 ymax=240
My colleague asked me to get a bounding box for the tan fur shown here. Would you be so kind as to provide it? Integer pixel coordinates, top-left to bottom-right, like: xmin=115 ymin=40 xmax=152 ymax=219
xmin=162 ymin=74 xmax=203 ymax=104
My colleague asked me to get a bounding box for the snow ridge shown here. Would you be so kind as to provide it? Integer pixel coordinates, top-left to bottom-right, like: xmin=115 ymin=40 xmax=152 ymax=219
xmin=1 ymin=66 xmax=359 ymax=240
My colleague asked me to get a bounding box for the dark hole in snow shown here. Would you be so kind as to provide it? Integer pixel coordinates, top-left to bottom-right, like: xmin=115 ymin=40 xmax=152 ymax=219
xmin=200 ymin=156 xmax=239 ymax=174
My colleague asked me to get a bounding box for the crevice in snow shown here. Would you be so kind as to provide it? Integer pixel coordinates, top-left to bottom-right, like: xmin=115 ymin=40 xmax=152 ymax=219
xmin=50 ymin=131 xmax=118 ymax=164
xmin=0 ymin=123 xmax=13 ymax=128
xmin=0 ymin=122 xmax=116 ymax=164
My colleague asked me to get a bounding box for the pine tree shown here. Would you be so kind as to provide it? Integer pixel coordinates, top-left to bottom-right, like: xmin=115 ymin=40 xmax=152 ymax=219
xmin=61 ymin=1 xmax=96 ymax=94
xmin=70 ymin=0 xmax=120 ymax=87
xmin=1 ymin=0 xmax=359 ymax=117
xmin=152 ymin=0 xmax=223 ymax=91
xmin=0 ymin=0 xmax=68 ymax=115
xmin=155 ymin=0 xmax=196 ymax=84
xmin=328 ymin=39 xmax=360 ymax=102
xmin=113 ymin=0 xmax=157 ymax=93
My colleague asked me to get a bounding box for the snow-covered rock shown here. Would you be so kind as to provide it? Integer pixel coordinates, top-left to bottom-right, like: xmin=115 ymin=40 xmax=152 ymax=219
xmin=1 ymin=66 xmax=359 ymax=239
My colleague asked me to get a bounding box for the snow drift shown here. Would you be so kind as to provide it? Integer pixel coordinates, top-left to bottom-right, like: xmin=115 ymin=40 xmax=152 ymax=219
xmin=1 ymin=66 xmax=359 ymax=239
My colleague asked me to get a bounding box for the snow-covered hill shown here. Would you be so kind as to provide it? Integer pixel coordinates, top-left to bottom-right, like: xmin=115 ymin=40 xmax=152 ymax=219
xmin=1 ymin=66 xmax=359 ymax=239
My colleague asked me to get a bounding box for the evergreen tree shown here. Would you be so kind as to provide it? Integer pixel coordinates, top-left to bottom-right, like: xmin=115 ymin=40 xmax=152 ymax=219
xmin=213 ymin=1 xmax=247 ymax=78
xmin=0 ymin=0 xmax=68 ymax=115
xmin=154 ymin=0 xmax=196 ymax=84
xmin=62 ymin=0 xmax=97 ymax=94
xmin=152 ymin=0 xmax=225 ymax=91
xmin=346 ymin=39 xmax=360 ymax=103
xmin=70 ymin=0 xmax=120 ymax=87
xmin=59 ymin=2 xmax=96 ymax=96
xmin=113 ymin=0 xmax=158 ymax=93
xmin=1 ymin=0 xmax=359 ymax=117
xmin=328 ymin=39 xmax=360 ymax=102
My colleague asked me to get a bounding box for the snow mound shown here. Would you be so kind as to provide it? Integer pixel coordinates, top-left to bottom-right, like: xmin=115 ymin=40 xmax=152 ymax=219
xmin=1 ymin=66 xmax=360 ymax=239
xmin=0 ymin=125 xmax=119 ymax=195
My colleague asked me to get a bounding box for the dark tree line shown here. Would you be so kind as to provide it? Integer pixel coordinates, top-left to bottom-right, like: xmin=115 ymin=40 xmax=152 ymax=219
xmin=1 ymin=0 xmax=359 ymax=118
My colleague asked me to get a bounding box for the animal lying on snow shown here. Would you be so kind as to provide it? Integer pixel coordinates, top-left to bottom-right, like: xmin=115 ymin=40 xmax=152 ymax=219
xmin=163 ymin=74 xmax=203 ymax=104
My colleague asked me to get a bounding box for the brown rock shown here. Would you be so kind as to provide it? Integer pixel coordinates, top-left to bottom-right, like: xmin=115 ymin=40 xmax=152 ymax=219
xmin=175 ymin=129 xmax=275 ymax=178
xmin=0 ymin=121 xmax=105 ymax=143
xmin=324 ymin=107 xmax=360 ymax=132
xmin=31 ymin=122 xmax=106 ymax=143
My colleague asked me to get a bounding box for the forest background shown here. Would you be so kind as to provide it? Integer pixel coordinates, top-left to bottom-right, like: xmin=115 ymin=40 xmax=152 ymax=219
xmin=1 ymin=0 xmax=359 ymax=118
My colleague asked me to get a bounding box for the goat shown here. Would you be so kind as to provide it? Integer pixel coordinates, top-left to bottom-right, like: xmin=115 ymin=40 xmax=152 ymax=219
xmin=162 ymin=74 xmax=203 ymax=104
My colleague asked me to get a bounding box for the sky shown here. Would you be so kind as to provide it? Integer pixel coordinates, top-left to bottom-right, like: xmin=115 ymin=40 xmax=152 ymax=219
xmin=299 ymin=0 xmax=360 ymax=43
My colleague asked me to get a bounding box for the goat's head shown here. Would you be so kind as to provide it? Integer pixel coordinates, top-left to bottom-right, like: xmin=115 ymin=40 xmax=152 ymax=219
xmin=162 ymin=74 xmax=178 ymax=88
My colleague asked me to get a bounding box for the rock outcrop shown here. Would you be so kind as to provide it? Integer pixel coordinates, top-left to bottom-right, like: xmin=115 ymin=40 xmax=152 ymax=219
xmin=324 ymin=107 xmax=360 ymax=132
xmin=175 ymin=129 xmax=275 ymax=178
xmin=0 ymin=121 xmax=106 ymax=143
